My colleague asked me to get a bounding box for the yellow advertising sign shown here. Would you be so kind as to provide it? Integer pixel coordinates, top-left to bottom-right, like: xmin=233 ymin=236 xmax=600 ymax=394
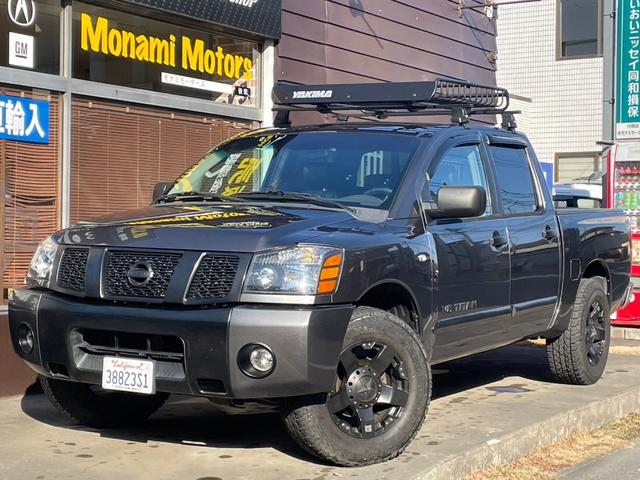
xmin=80 ymin=13 xmax=253 ymax=81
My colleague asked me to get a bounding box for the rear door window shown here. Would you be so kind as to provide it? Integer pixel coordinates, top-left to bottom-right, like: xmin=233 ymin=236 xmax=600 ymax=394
xmin=490 ymin=146 xmax=539 ymax=215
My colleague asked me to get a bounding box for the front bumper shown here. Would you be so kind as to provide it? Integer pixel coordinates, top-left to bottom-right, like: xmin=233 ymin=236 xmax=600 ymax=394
xmin=9 ymin=288 xmax=353 ymax=399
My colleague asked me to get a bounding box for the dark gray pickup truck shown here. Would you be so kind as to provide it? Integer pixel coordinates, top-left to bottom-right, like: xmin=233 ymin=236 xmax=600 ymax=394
xmin=9 ymin=80 xmax=632 ymax=466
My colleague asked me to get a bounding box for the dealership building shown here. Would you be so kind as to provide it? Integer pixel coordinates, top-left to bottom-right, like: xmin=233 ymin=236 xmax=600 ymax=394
xmin=0 ymin=0 xmax=498 ymax=393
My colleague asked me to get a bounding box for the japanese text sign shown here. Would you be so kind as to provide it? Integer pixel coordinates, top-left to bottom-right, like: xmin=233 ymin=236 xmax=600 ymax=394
xmin=0 ymin=95 xmax=49 ymax=144
xmin=617 ymin=0 xmax=640 ymax=139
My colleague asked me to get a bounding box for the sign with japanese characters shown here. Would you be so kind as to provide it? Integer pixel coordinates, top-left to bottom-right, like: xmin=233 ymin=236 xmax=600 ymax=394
xmin=0 ymin=96 xmax=49 ymax=144
xmin=617 ymin=0 xmax=640 ymax=139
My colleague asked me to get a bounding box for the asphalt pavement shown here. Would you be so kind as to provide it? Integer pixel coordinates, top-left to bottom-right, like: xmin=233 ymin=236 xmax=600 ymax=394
xmin=557 ymin=440 xmax=640 ymax=479
xmin=0 ymin=344 xmax=639 ymax=480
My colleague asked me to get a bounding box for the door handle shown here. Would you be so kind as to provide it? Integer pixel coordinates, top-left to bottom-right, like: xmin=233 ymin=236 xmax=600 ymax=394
xmin=490 ymin=231 xmax=508 ymax=251
xmin=542 ymin=225 xmax=558 ymax=241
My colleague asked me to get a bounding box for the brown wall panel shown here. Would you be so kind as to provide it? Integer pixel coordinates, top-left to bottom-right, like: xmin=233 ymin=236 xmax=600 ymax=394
xmin=328 ymin=0 xmax=496 ymax=51
xmin=279 ymin=33 xmax=496 ymax=85
xmin=278 ymin=0 xmax=498 ymax=96
xmin=282 ymin=10 xmax=493 ymax=67
xmin=0 ymin=313 xmax=37 ymax=396
xmin=277 ymin=58 xmax=372 ymax=84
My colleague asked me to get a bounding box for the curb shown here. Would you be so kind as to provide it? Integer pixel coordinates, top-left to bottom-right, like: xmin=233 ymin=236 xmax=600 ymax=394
xmin=612 ymin=327 xmax=640 ymax=341
xmin=415 ymin=385 xmax=640 ymax=480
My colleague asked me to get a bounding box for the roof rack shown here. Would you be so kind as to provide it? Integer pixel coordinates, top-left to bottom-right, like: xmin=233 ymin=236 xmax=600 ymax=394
xmin=272 ymin=78 xmax=518 ymax=130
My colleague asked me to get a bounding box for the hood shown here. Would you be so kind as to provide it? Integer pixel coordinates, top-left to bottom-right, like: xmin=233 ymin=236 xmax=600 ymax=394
xmin=61 ymin=203 xmax=354 ymax=252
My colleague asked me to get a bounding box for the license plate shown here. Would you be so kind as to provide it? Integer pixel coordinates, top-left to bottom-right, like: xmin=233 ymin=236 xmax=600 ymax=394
xmin=101 ymin=357 xmax=155 ymax=395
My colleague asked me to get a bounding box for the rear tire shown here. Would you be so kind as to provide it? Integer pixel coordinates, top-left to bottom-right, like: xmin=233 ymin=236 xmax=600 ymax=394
xmin=40 ymin=376 xmax=169 ymax=428
xmin=546 ymin=277 xmax=610 ymax=385
xmin=281 ymin=306 xmax=430 ymax=466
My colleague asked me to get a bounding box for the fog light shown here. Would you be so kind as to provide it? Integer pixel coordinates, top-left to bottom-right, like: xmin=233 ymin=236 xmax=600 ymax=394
xmin=17 ymin=324 xmax=34 ymax=354
xmin=238 ymin=344 xmax=276 ymax=378
xmin=250 ymin=347 xmax=274 ymax=372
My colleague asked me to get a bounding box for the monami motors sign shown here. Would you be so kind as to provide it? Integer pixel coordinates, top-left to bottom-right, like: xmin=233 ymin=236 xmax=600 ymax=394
xmin=79 ymin=13 xmax=254 ymax=82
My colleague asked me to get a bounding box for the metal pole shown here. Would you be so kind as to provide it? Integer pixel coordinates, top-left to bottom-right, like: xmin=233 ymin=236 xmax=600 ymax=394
xmin=602 ymin=0 xmax=616 ymax=143
xmin=459 ymin=0 xmax=542 ymax=12
xmin=261 ymin=40 xmax=275 ymax=128
xmin=61 ymin=2 xmax=72 ymax=228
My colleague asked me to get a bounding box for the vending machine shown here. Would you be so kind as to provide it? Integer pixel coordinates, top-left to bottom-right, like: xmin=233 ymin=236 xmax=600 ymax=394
xmin=603 ymin=143 xmax=640 ymax=326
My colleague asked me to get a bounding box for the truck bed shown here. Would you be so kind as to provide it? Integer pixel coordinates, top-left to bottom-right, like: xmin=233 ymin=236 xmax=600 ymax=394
xmin=551 ymin=207 xmax=631 ymax=336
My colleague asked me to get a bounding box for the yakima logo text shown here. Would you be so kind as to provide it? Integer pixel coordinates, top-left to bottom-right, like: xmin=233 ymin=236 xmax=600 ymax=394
xmin=292 ymin=90 xmax=334 ymax=99
xmin=229 ymin=0 xmax=258 ymax=7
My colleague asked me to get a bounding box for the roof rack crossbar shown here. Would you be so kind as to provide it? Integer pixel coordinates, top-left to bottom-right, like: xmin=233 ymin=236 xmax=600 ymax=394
xmin=271 ymin=78 xmax=512 ymax=127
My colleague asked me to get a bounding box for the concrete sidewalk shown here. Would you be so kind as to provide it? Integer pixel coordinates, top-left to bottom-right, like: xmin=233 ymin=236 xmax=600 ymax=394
xmin=0 ymin=344 xmax=639 ymax=480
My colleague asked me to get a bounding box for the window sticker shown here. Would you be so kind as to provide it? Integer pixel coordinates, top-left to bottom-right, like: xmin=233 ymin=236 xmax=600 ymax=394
xmin=222 ymin=157 xmax=261 ymax=195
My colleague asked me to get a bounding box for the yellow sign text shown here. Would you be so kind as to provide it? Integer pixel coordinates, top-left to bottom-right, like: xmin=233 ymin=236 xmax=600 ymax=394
xmin=80 ymin=14 xmax=253 ymax=81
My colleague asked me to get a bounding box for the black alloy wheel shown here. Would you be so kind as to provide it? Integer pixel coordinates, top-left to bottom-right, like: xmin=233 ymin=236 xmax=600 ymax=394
xmin=585 ymin=299 xmax=607 ymax=367
xmin=281 ymin=306 xmax=430 ymax=466
xmin=546 ymin=276 xmax=611 ymax=385
xmin=328 ymin=341 xmax=409 ymax=439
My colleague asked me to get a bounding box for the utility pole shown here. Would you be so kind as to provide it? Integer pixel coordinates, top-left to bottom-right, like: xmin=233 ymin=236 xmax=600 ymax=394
xmin=602 ymin=0 xmax=616 ymax=143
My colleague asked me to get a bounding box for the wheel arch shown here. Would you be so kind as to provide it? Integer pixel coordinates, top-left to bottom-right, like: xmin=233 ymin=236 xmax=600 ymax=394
xmin=582 ymin=259 xmax=611 ymax=301
xmin=356 ymin=280 xmax=422 ymax=334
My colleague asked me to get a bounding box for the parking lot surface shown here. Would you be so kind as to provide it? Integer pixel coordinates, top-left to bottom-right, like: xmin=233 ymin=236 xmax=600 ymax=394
xmin=1 ymin=344 xmax=639 ymax=480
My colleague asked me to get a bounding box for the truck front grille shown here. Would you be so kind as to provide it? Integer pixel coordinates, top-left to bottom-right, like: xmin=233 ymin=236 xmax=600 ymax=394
xmin=57 ymin=248 xmax=90 ymax=292
xmin=71 ymin=328 xmax=186 ymax=380
xmin=102 ymin=251 xmax=182 ymax=299
xmin=186 ymin=254 xmax=240 ymax=301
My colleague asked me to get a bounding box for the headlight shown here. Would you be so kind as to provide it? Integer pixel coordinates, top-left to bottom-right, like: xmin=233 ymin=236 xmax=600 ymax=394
xmin=244 ymin=245 xmax=344 ymax=295
xmin=25 ymin=236 xmax=59 ymax=287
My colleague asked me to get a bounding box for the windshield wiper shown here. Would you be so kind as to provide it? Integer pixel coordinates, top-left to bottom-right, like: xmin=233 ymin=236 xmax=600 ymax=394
xmin=155 ymin=191 xmax=245 ymax=204
xmin=235 ymin=191 xmax=355 ymax=213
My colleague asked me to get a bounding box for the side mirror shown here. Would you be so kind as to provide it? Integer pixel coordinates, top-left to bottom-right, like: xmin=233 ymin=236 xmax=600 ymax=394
xmin=152 ymin=182 xmax=173 ymax=203
xmin=428 ymin=186 xmax=486 ymax=219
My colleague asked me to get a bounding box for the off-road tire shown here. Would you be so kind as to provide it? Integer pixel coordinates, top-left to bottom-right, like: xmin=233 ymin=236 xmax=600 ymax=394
xmin=546 ymin=276 xmax=611 ymax=385
xmin=281 ymin=306 xmax=431 ymax=466
xmin=40 ymin=376 xmax=169 ymax=428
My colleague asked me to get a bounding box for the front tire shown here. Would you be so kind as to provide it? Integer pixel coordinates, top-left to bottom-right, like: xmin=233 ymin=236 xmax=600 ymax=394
xmin=281 ymin=307 xmax=431 ymax=466
xmin=546 ymin=277 xmax=611 ymax=385
xmin=40 ymin=376 xmax=169 ymax=428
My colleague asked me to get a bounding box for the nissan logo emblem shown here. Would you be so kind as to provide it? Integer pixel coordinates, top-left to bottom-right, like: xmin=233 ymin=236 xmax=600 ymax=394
xmin=127 ymin=262 xmax=154 ymax=287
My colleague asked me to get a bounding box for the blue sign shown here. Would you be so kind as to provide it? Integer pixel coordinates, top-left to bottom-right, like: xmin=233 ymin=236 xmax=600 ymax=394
xmin=539 ymin=162 xmax=554 ymax=190
xmin=0 ymin=95 xmax=50 ymax=144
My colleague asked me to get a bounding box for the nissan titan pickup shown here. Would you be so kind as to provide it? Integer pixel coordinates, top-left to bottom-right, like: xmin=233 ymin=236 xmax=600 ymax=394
xmin=9 ymin=79 xmax=632 ymax=466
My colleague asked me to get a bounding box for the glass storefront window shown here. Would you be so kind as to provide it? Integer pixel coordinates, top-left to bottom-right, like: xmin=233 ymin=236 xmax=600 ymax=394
xmin=0 ymin=0 xmax=61 ymax=74
xmin=1 ymin=87 xmax=60 ymax=305
xmin=72 ymin=2 xmax=260 ymax=107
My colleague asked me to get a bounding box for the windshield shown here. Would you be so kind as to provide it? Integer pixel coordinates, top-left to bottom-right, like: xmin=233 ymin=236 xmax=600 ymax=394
xmin=166 ymin=131 xmax=419 ymax=209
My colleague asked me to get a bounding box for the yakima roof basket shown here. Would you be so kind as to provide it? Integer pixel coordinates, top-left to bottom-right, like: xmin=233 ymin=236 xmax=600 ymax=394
xmin=272 ymin=78 xmax=518 ymax=130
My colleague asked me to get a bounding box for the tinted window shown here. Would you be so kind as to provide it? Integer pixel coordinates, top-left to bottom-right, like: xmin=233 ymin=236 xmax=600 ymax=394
xmin=559 ymin=0 xmax=600 ymax=58
xmin=429 ymin=145 xmax=491 ymax=215
xmin=168 ymin=132 xmax=418 ymax=209
xmin=491 ymin=146 xmax=538 ymax=215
